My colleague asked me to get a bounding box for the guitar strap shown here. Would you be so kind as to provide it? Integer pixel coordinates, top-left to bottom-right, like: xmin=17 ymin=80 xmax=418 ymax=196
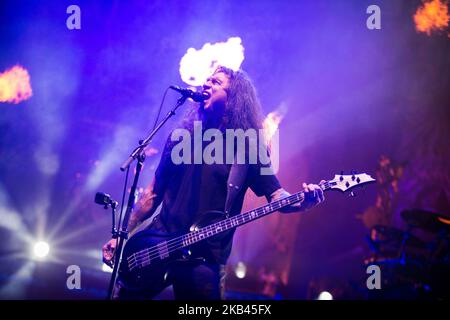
xmin=224 ymin=160 xmax=249 ymax=218
xmin=146 ymin=159 xmax=249 ymax=232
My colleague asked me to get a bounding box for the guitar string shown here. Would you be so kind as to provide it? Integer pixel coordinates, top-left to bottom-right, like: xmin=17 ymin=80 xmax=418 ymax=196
xmin=127 ymin=182 xmax=335 ymax=269
xmin=127 ymin=182 xmax=333 ymax=269
xmin=128 ymin=195 xmax=303 ymax=269
xmin=127 ymin=192 xmax=307 ymax=269
xmin=128 ymin=182 xmax=332 ymax=269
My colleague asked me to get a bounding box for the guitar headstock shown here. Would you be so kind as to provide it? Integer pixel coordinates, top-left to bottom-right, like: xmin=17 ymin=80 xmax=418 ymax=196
xmin=326 ymin=173 xmax=376 ymax=193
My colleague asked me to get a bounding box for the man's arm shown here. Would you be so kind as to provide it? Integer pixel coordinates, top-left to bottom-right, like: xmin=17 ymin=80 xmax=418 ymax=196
xmin=102 ymin=178 xmax=162 ymax=266
xmin=127 ymin=178 xmax=162 ymax=233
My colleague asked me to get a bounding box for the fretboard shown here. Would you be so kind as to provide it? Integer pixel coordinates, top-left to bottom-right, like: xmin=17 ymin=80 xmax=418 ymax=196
xmin=128 ymin=180 xmax=338 ymax=269
xmin=180 ymin=180 xmax=333 ymax=247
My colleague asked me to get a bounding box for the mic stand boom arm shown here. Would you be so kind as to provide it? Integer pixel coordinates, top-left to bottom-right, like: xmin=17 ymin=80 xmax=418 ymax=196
xmin=106 ymin=95 xmax=188 ymax=300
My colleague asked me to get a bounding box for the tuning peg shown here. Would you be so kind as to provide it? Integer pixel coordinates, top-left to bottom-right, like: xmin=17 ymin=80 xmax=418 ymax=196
xmin=350 ymin=191 xmax=356 ymax=197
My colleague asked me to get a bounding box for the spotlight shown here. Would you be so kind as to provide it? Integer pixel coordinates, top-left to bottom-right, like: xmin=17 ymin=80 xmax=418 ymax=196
xmin=235 ymin=261 xmax=246 ymax=279
xmin=33 ymin=241 xmax=50 ymax=258
xmin=317 ymin=291 xmax=333 ymax=300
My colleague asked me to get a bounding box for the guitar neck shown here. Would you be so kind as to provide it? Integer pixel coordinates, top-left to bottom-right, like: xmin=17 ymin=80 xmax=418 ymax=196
xmin=181 ymin=180 xmax=333 ymax=247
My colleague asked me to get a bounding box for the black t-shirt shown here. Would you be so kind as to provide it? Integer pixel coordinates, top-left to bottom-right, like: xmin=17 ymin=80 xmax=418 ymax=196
xmin=150 ymin=132 xmax=281 ymax=264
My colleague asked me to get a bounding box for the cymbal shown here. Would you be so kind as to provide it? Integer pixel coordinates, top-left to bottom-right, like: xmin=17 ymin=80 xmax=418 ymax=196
xmin=372 ymin=225 xmax=404 ymax=240
xmin=366 ymin=256 xmax=425 ymax=268
xmin=371 ymin=225 xmax=427 ymax=248
xmin=401 ymin=209 xmax=450 ymax=234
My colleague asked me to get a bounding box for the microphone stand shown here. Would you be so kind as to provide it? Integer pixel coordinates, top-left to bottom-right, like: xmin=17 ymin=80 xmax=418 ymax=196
xmin=106 ymin=95 xmax=188 ymax=300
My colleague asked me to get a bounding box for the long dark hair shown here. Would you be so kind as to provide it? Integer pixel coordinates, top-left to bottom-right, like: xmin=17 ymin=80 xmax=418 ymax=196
xmin=181 ymin=66 xmax=264 ymax=132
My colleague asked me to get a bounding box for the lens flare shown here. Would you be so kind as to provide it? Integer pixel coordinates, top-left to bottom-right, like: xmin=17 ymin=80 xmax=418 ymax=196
xmin=413 ymin=0 xmax=449 ymax=35
xmin=0 ymin=65 xmax=33 ymax=104
xmin=235 ymin=261 xmax=247 ymax=279
xmin=317 ymin=291 xmax=333 ymax=300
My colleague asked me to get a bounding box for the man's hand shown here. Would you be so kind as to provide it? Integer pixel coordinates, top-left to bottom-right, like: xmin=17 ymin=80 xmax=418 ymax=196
xmin=270 ymin=181 xmax=326 ymax=213
xmin=301 ymin=180 xmax=325 ymax=211
xmin=102 ymin=238 xmax=117 ymax=267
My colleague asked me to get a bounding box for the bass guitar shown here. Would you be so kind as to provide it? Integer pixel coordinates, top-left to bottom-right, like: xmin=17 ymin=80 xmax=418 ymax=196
xmin=117 ymin=172 xmax=375 ymax=295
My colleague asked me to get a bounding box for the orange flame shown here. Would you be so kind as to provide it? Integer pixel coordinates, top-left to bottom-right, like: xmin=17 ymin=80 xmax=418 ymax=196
xmin=263 ymin=111 xmax=284 ymax=142
xmin=413 ymin=0 xmax=449 ymax=35
xmin=263 ymin=104 xmax=288 ymax=149
xmin=0 ymin=65 xmax=32 ymax=104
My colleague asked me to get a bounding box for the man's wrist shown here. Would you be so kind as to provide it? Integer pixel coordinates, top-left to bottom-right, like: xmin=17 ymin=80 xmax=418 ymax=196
xmin=270 ymin=188 xmax=304 ymax=213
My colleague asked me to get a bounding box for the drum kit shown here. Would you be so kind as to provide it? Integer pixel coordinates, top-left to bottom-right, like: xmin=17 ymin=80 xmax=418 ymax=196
xmin=365 ymin=209 xmax=450 ymax=299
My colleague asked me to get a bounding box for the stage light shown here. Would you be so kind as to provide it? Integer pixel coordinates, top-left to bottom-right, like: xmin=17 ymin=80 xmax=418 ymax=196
xmin=0 ymin=261 xmax=35 ymax=298
xmin=33 ymin=241 xmax=50 ymax=258
xmin=235 ymin=261 xmax=247 ymax=279
xmin=317 ymin=291 xmax=333 ymax=300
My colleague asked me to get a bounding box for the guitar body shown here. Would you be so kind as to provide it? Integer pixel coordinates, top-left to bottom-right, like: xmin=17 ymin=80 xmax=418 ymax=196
xmin=118 ymin=229 xmax=179 ymax=297
xmin=118 ymin=210 xmax=229 ymax=296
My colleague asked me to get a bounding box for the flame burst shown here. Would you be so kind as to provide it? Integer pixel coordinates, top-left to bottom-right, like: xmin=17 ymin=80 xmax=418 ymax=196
xmin=413 ymin=0 xmax=449 ymax=35
xmin=179 ymin=37 xmax=244 ymax=86
xmin=263 ymin=112 xmax=284 ymax=142
xmin=263 ymin=104 xmax=288 ymax=146
xmin=0 ymin=65 xmax=32 ymax=104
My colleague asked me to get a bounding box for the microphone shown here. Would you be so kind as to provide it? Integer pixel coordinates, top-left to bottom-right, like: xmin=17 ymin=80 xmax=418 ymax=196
xmin=169 ymin=85 xmax=210 ymax=102
xmin=95 ymin=192 xmax=118 ymax=208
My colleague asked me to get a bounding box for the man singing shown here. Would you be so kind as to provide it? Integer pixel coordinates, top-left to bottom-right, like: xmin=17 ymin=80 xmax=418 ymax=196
xmin=102 ymin=66 xmax=324 ymax=299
